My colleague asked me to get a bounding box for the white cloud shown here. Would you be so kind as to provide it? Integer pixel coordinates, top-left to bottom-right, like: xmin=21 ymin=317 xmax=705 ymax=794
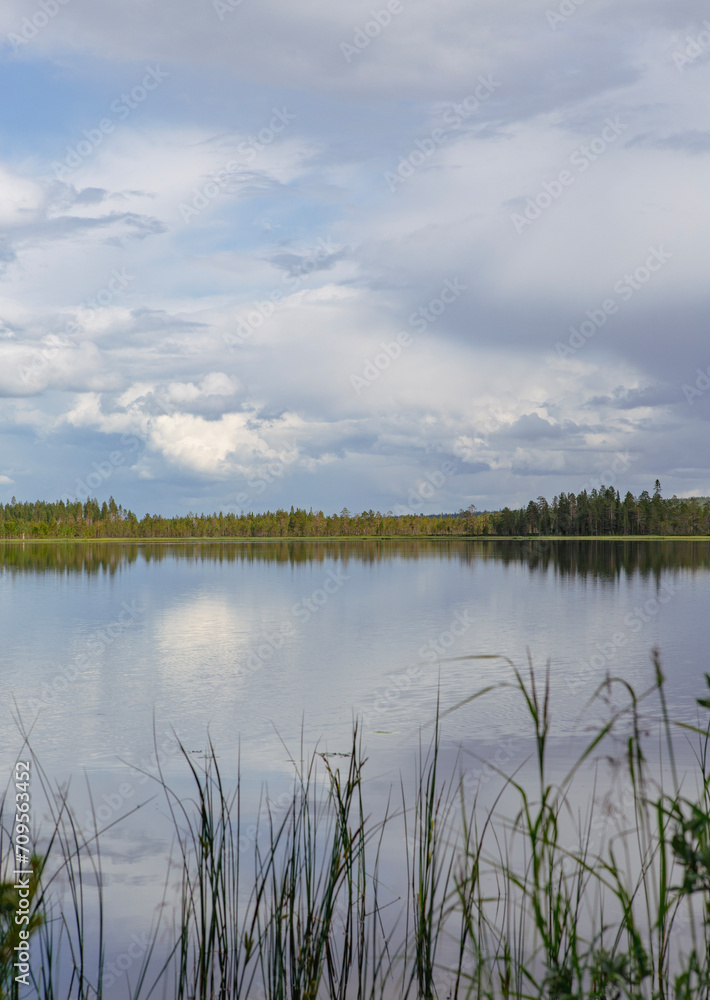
xmin=1 ymin=0 xmax=709 ymax=508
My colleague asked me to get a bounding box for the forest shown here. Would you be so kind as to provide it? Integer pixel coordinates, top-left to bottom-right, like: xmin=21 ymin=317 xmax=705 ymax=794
xmin=0 ymin=481 xmax=708 ymax=538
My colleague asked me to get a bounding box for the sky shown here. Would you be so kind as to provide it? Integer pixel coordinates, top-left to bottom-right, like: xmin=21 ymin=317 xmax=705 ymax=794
xmin=0 ymin=0 xmax=709 ymax=517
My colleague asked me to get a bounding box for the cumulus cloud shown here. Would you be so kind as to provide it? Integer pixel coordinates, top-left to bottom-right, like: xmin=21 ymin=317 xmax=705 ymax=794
xmin=0 ymin=0 xmax=708 ymax=510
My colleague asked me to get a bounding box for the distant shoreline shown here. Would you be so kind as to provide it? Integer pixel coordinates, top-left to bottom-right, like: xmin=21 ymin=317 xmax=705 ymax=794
xmin=3 ymin=487 xmax=709 ymax=539
xmin=1 ymin=534 xmax=709 ymax=543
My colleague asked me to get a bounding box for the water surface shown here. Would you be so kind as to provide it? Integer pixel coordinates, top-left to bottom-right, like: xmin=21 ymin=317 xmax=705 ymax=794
xmin=2 ymin=538 xmax=709 ymax=992
xmin=2 ymin=538 xmax=707 ymax=774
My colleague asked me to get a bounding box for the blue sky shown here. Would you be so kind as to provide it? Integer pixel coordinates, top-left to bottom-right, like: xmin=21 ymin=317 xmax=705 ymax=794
xmin=0 ymin=0 xmax=709 ymax=515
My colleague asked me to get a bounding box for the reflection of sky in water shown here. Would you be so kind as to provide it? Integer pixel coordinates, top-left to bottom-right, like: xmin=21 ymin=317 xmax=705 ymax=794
xmin=1 ymin=541 xmax=708 ymax=779
xmin=1 ymin=540 xmax=709 ymax=990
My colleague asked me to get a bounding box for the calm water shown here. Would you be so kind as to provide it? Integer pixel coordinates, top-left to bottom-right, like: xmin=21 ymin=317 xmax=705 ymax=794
xmin=2 ymin=538 xmax=708 ymax=771
xmin=2 ymin=538 xmax=710 ymax=990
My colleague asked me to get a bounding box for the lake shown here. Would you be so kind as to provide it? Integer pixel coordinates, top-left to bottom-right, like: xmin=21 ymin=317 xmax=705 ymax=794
xmin=2 ymin=538 xmax=710 ymax=995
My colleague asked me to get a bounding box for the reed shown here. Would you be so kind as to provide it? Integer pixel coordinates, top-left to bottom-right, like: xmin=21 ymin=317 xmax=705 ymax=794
xmin=3 ymin=655 xmax=710 ymax=999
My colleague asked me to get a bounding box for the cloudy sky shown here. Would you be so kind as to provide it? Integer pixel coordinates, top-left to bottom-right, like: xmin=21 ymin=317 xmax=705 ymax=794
xmin=0 ymin=0 xmax=708 ymax=516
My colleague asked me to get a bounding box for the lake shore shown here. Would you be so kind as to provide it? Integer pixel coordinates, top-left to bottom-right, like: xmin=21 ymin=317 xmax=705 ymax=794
xmin=2 ymin=533 xmax=710 ymax=542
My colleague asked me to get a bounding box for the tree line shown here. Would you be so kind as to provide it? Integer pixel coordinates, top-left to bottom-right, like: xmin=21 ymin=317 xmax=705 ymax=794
xmin=496 ymin=481 xmax=710 ymax=536
xmin=0 ymin=482 xmax=708 ymax=539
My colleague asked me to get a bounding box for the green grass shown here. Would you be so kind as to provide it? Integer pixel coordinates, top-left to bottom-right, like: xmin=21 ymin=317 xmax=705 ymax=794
xmin=4 ymin=656 xmax=710 ymax=999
